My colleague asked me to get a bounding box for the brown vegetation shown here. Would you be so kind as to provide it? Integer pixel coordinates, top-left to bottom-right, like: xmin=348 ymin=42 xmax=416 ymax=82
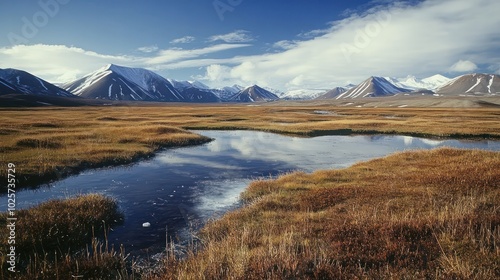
xmin=0 ymin=105 xmax=499 ymax=278
xmin=1 ymin=105 xmax=499 ymax=189
xmin=0 ymin=194 xmax=129 ymax=279
xmin=152 ymin=148 xmax=500 ymax=279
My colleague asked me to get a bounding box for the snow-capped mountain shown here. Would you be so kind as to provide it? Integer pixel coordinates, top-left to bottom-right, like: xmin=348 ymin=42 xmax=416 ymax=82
xmin=385 ymin=74 xmax=451 ymax=91
xmin=167 ymin=79 xmax=193 ymax=91
xmin=221 ymin=84 xmax=244 ymax=94
xmin=436 ymin=73 xmax=500 ymax=95
xmin=315 ymin=87 xmax=347 ymax=100
xmin=167 ymin=79 xmax=210 ymax=91
xmin=0 ymin=68 xmax=73 ymax=97
xmin=230 ymin=85 xmax=279 ymax=102
xmin=64 ymin=64 xmax=219 ymax=102
xmin=264 ymin=87 xmax=284 ymax=97
xmin=421 ymin=74 xmax=451 ymax=89
xmin=210 ymin=85 xmax=244 ymax=101
xmin=335 ymin=76 xmax=410 ymax=99
xmin=280 ymin=89 xmax=329 ymax=100
xmin=189 ymin=80 xmax=211 ymax=90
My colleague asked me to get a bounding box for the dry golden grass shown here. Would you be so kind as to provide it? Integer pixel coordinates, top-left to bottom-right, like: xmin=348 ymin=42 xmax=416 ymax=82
xmin=0 ymin=194 xmax=129 ymax=279
xmin=1 ymin=105 xmax=499 ymax=278
xmin=151 ymin=148 xmax=500 ymax=279
xmin=1 ymin=105 xmax=499 ymax=190
xmin=0 ymin=107 xmax=212 ymax=190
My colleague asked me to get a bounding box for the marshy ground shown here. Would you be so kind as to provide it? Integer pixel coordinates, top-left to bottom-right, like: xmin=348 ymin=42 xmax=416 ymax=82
xmin=0 ymin=104 xmax=499 ymax=279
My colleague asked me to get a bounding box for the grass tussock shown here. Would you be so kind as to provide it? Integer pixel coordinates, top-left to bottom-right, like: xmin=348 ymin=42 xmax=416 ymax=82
xmin=152 ymin=148 xmax=500 ymax=279
xmin=0 ymin=194 xmax=127 ymax=279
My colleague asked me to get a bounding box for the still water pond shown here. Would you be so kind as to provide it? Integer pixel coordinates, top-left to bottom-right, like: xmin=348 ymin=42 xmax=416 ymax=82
xmin=2 ymin=130 xmax=500 ymax=256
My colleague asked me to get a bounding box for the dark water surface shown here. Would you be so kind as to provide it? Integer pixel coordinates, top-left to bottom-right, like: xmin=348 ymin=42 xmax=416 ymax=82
xmin=2 ymin=130 xmax=500 ymax=256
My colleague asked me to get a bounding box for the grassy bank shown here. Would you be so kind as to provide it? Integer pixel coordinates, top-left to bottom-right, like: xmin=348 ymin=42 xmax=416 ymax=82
xmin=1 ymin=105 xmax=499 ymax=190
xmin=0 ymin=194 xmax=128 ymax=279
xmin=0 ymin=107 xmax=212 ymax=190
xmin=152 ymin=148 xmax=500 ymax=279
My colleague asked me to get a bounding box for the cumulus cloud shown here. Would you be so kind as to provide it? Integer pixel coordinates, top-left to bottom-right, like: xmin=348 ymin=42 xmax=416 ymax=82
xmin=208 ymin=30 xmax=254 ymax=43
xmin=0 ymin=44 xmax=136 ymax=83
xmin=170 ymin=36 xmax=195 ymax=44
xmin=1 ymin=0 xmax=499 ymax=90
xmin=200 ymin=0 xmax=500 ymax=89
xmin=449 ymin=60 xmax=478 ymax=72
xmin=0 ymin=43 xmax=251 ymax=83
xmin=203 ymin=64 xmax=232 ymax=82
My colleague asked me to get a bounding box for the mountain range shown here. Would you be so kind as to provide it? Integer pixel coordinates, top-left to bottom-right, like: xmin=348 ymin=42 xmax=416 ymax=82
xmin=62 ymin=64 xmax=278 ymax=103
xmin=385 ymin=74 xmax=451 ymax=91
xmin=63 ymin=64 xmax=220 ymax=102
xmin=0 ymin=65 xmax=498 ymax=105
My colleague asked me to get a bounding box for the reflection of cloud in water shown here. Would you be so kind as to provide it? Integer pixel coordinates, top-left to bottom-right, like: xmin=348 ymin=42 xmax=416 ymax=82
xmin=401 ymin=136 xmax=444 ymax=147
xmin=403 ymin=136 xmax=413 ymax=146
xmin=194 ymin=179 xmax=251 ymax=219
xmin=205 ymin=131 xmax=328 ymax=170
xmin=156 ymin=154 xmax=243 ymax=170
xmin=421 ymin=139 xmax=444 ymax=146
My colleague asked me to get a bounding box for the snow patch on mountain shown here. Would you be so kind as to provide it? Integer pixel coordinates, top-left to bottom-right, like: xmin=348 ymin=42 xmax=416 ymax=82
xmin=465 ymin=77 xmax=483 ymax=93
xmin=487 ymin=75 xmax=494 ymax=93
xmin=0 ymin=68 xmax=73 ymax=97
xmin=280 ymin=89 xmax=328 ymax=99
xmin=385 ymin=74 xmax=451 ymax=91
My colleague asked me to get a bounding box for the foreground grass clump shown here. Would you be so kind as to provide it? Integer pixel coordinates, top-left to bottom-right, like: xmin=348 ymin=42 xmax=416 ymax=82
xmin=0 ymin=194 xmax=128 ymax=279
xmin=153 ymin=148 xmax=500 ymax=279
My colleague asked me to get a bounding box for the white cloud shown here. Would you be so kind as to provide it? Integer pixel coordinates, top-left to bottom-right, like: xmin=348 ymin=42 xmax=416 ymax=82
xmin=298 ymin=29 xmax=330 ymax=38
xmin=145 ymin=44 xmax=251 ymax=65
xmin=208 ymin=30 xmax=254 ymax=43
xmin=0 ymin=43 xmax=251 ymax=83
xmin=170 ymin=36 xmax=195 ymax=44
xmin=137 ymin=45 xmax=159 ymax=53
xmin=203 ymin=64 xmax=232 ymax=82
xmin=0 ymin=44 xmax=136 ymax=83
xmin=273 ymin=40 xmax=298 ymax=50
xmin=1 ymin=0 xmax=499 ymax=90
xmin=449 ymin=60 xmax=478 ymax=72
xmin=200 ymin=0 xmax=500 ymax=90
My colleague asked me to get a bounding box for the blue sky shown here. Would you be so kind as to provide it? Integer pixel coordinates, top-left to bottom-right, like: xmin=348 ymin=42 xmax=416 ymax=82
xmin=1 ymin=0 xmax=499 ymax=91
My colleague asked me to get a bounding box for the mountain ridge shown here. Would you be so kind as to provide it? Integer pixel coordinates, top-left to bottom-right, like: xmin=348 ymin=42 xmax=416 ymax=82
xmin=2 ymin=65 xmax=499 ymax=103
xmin=335 ymin=76 xmax=411 ymax=99
xmin=0 ymin=68 xmax=73 ymax=97
xmin=437 ymin=73 xmax=500 ymax=95
xmin=230 ymin=85 xmax=279 ymax=102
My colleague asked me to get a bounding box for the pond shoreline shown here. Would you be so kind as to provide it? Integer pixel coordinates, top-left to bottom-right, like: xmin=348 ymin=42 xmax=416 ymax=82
xmin=2 ymin=129 xmax=500 ymax=278
xmin=3 ymin=127 xmax=499 ymax=193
